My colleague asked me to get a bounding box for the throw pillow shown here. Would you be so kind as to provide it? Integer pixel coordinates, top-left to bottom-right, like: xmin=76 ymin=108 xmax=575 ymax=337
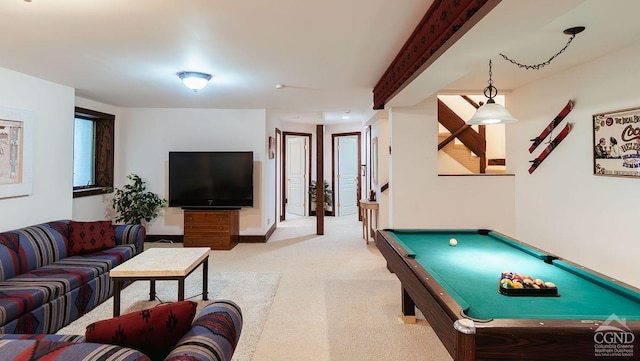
xmin=85 ymin=301 xmax=197 ymax=361
xmin=68 ymin=220 xmax=116 ymax=256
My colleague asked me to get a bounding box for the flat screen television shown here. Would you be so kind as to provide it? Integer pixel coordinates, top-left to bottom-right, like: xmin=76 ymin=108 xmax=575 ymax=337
xmin=168 ymin=151 xmax=254 ymax=209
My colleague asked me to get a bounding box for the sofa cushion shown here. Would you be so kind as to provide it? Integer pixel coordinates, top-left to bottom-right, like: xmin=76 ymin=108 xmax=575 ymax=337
xmin=5 ymin=265 xmax=97 ymax=295
xmin=0 ymin=333 xmax=85 ymax=342
xmin=59 ymin=244 xmax=136 ymax=274
xmin=86 ymin=301 xmax=197 ymax=361
xmin=68 ymin=221 xmax=116 ymax=256
xmin=0 ymin=224 xmax=69 ymax=281
xmin=0 ymin=284 xmax=57 ymax=327
xmin=0 ymin=339 xmax=151 ymax=361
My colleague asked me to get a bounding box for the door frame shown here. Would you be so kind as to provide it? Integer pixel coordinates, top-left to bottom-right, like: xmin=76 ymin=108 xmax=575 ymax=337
xmin=276 ymin=128 xmax=283 ymax=222
xmin=331 ymin=132 xmax=361 ymax=217
xmin=282 ymin=131 xmax=312 ymax=220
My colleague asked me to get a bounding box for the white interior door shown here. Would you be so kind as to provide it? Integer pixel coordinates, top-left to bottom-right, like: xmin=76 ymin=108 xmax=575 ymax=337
xmin=286 ymin=136 xmax=307 ymax=216
xmin=335 ymin=135 xmax=358 ymax=216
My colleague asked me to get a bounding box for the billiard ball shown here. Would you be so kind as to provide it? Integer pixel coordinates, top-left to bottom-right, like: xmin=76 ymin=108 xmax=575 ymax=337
xmin=449 ymin=238 xmax=458 ymax=246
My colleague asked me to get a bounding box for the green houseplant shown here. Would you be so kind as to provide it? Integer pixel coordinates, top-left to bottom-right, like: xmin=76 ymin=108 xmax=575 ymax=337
xmin=111 ymin=174 xmax=167 ymax=225
xmin=308 ymin=180 xmax=333 ymax=211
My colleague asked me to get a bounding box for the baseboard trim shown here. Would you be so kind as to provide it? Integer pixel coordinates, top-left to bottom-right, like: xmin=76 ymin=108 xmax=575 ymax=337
xmin=146 ymin=222 xmax=277 ymax=244
xmin=265 ymin=221 xmax=276 ymax=241
xmin=239 ymin=222 xmax=277 ymax=243
xmin=238 ymin=235 xmax=264 ymax=243
xmin=145 ymin=234 xmax=184 ymax=243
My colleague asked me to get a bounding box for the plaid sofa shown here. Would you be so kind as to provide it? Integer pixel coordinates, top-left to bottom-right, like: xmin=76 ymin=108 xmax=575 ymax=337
xmin=0 ymin=220 xmax=145 ymax=334
xmin=0 ymin=300 xmax=243 ymax=361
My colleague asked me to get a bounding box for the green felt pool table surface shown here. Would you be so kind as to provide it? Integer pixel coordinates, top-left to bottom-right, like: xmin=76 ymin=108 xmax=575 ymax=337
xmin=388 ymin=229 xmax=640 ymax=321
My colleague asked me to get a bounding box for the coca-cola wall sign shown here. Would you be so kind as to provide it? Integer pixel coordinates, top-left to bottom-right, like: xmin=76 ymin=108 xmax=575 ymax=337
xmin=593 ymin=107 xmax=640 ymax=178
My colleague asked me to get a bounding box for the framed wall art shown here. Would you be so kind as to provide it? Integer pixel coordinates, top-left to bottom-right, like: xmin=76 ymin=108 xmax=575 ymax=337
xmin=593 ymin=107 xmax=640 ymax=178
xmin=0 ymin=107 xmax=33 ymax=199
xmin=268 ymin=136 xmax=275 ymax=159
xmin=371 ymin=137 xmax=378 ymax=185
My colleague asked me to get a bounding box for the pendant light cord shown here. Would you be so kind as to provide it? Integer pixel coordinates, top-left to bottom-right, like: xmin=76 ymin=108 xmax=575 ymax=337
xmin=499 ymin=26 xmax=585 ymax=70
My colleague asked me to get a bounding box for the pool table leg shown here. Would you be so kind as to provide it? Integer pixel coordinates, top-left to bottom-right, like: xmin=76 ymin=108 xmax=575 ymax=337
xmin=401 ymin=287 xmax=416 ymax=324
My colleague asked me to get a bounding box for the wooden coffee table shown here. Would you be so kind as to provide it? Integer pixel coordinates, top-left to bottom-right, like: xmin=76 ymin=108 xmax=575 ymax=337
xmin=109 ymin=247 xmax=210 ymax=316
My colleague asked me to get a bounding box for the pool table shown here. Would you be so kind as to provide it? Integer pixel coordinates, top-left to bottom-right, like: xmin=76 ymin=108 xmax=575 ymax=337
xmin=376 ymin=229 xmax=640 ymax=361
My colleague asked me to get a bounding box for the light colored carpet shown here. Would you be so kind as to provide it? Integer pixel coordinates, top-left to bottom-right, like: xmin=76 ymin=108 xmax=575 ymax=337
xmin=57 ymin=270 xmax=281 ymax=361
xmin=325 ymin=279 xmax=446 ymax=361
xmin=207 ymin=214 xmax=453 ymax=361
xmin=58 ymin=215 xmax=452 ymax=361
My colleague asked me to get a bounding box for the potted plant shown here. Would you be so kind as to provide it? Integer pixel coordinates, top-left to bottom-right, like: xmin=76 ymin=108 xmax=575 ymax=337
xmin=111 ymin=174 xmax=167 ymax=225
xmin=308 ymin=180 xmax=333 ymax=214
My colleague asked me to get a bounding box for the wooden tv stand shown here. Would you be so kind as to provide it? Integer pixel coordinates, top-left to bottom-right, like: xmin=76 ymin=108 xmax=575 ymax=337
xmin=183 ymin=209 xmax=239 ymax=250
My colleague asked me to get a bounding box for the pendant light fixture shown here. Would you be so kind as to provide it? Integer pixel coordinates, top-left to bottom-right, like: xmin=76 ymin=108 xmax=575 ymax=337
xmin=466 ymin=60 xmax=517 ymax=125
xmin=468 ymin=26 xmax=585 ymax=125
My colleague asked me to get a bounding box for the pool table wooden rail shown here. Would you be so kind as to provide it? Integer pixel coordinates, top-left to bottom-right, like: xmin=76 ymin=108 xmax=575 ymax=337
xmin=376 ymin=229 xmax=640 ymax=361
xmin=377 ymin=229 xmax=466 ymax=358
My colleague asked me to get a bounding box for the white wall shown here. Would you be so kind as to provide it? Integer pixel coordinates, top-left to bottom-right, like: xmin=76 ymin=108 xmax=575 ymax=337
xmin=0 ymin=67 xmax=75 ymax=231
xmin=388 ymin=96 xmax=516 ymax=235
xmin=72 ymin=97 xmax=120 ymax=221
xmin=370 ymin=117 xmax=390 ymax=229
xmin=116 ymin=108 xmax=268 ymax=236
xmin=509 ymin=40 xmax=640 ymax=288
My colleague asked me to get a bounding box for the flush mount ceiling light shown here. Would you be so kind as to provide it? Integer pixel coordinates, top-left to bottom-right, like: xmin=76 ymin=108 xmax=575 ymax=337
xmin=177 ymin=71 xmax=212 ymax=92
xmin=467 ymin=60 xmax=517 ymax=125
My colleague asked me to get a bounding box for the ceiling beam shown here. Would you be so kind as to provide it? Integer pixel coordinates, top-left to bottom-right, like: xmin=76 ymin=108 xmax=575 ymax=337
xmin=372 ymin=0 xmax=500 ymax=110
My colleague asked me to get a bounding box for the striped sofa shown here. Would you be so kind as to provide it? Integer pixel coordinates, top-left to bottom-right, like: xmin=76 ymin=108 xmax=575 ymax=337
xmin=0 ymin=300 xmax=243 ymax=361
xmin=0 ymin=220 xmax=145 ymax=334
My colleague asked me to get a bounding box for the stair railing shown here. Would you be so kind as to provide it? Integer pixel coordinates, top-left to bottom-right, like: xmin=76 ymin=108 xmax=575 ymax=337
xmin=437 ymin=98 xmax=487 ymax=173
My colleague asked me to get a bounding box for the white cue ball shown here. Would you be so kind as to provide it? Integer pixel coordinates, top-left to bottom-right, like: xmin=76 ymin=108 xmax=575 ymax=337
xmin=449 ymin=238 xmax=458 ymax=246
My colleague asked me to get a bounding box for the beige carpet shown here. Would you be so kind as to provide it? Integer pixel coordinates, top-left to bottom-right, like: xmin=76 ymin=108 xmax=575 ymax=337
xmin=325 ymin=279 xmax=446 ymax=360
xmin=57 ymin=271 xmax=280 ymax=361
xmin=207 ymin=214 xmax=452 ymax=361
xmin=58 ymin=215 xmax=452 ymax=361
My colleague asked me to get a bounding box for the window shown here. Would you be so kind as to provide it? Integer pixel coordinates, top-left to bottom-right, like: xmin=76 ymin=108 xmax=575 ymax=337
xmin=72 ymin=107 xmax=114 ymax=198
xmin=73 ymin=118 xmax=95 ymax=187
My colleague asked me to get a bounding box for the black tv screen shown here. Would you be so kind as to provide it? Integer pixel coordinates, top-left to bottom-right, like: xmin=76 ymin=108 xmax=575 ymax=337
xmin=168 ymin=151 xmax=254 ymax=208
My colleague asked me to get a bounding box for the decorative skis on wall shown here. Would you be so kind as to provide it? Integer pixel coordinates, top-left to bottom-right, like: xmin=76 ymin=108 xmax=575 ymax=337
xmin=529 ymin=100 xmax=574 ymax=153
xmin=528 ymin=122 xmax=573 ymax=174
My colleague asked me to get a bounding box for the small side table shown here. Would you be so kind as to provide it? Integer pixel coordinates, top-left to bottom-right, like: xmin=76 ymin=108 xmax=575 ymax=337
xmin=358 ymin=199 xmax=379 ymax=244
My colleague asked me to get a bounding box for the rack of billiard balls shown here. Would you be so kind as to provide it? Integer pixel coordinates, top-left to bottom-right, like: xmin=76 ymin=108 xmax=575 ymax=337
xmin=499 ymin=271 xmax=558 ymax=296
